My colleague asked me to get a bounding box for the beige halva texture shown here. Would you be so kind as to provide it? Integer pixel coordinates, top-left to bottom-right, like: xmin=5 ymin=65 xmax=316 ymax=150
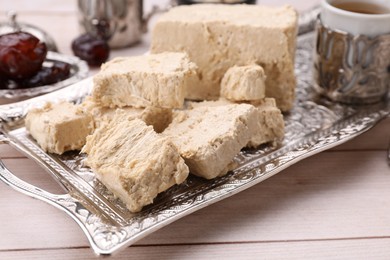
xmin=25 ymin=4 xmax=293 ymax=212
xmin=26 ymin=98 xmax=173 ymax=156
xmin=187 ymin=98 xmax=285 ymax=148
xmin=151 ymin=4 xmax=298 ymax=111
xmin=80 ymin=96 xmax=172 ymax=133
xmin=92 ymin=52 xmax=197 ymax=109
xmin=164 ymin=103 xmax=259 ymax=179
xmin=82 ymin=113 xmax=189 ymax=213
xmin=163 ymin=99 xmax=284 ymax=179
xmin=220 ymin=64 xmax=266 ymax=101
xmin=25 ymin=101 xmax=94 ymax=154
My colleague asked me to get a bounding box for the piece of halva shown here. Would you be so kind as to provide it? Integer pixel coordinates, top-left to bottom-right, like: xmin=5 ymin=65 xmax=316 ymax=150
xmin=80 ymin=96 xmax=172 ymax=133
xmin=92 ymin=52 xmax=197 ymax=109
xmin=82 ymin=114 xmax=189 ymax=212
xmin=151 ymin=4 xmax=298 ymax=111
xmin=220 ymin=65 xmax=266 ymax=101
xmin=187 ymin=98 xmax=285 ymax=148
xmin=25 ymin=101 xmax=94 ymax=154
xmin=246 ymin=98 xmax=285 ymax=147
xmin=163 ymin=103 xmax=263 ymax=179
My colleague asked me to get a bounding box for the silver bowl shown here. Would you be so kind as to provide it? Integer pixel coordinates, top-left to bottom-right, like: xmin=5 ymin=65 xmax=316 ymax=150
xmin=0 ymin=51 xmax=89 ymax=104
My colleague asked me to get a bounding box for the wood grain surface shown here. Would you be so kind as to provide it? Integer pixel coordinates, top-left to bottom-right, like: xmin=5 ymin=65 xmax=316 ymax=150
xmin=1 ymin=1 xmax=389 ymax=259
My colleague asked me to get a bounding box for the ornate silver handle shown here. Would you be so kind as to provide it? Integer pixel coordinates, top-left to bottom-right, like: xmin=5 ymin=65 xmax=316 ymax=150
xmin=0 ymin=133 xmax=112 ymax=255
xmin=0 ymin=155 xmax=72 ymax=207
xmin=0 ymin=133 xmax=78 ymax=210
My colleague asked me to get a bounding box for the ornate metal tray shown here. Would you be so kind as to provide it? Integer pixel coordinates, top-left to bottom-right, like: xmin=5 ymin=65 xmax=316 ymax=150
xmin=0 ymin=31 xmax=389 ymax=255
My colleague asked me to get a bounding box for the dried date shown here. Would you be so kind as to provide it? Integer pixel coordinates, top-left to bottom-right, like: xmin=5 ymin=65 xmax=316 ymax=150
xmin=0 ymin=61 xmax=71 ymax=89
xmin=0 ymin=32 xmax=47 ymax=79
xmin=71 ymin=33 xmax=109 ymax=66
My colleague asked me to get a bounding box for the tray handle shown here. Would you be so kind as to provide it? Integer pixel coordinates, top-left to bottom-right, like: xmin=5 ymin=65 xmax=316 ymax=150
xmin=0 ymin=134 xmax=122 ymax=255
xmin=0 ymin=133 xmax=73 ymax=205
xmin=0 ymin=155 xmax=71 ymax=206
xmin=0 ymin=133 xmax=112 ymax=255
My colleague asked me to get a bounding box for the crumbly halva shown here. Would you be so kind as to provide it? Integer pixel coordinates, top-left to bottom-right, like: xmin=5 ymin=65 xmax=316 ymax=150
xmin=80 ymin=96 xmax=172 ymax=133
xmin=151 ymin=4 xmax=298 ymax=111
xmin=92 ymin=52 xmax=197 ymax=109
xmin=26 ymin=97 xmax=173 ymax=155
xmin=187 ymin=97 xmax=285 ymax=148
xmin=24 ymin=6 xmax=291 ymax=211
xmin=163 ymin=103 xmax=264 ymax=179
xmin=246 ymin=98 xmax=285 ymax=147
xmin=220 ymin=65 xmax=266 ymax=101
xmin=82 ymin=113 xmax=189 ymax=212
xmin=25 ymin=101 xmax=94 ymax=154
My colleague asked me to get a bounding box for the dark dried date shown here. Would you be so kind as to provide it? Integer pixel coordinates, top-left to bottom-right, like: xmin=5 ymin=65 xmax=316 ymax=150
xmin=0 ymin=61 xmax=71 ymax=89
xmin=0 ymin=32 xmax=47 ymax=79
xmin=71 ymin=33 xmax=109 ymax=67
xmin=0 ymin=75 xmax=8 ymax=89
xmin=19 ymin=61 xmax=71 ymax=87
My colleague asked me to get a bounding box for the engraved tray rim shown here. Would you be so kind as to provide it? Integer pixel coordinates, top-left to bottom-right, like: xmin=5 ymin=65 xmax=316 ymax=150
xmin=0 ymin=31 xmax=389 ymax=255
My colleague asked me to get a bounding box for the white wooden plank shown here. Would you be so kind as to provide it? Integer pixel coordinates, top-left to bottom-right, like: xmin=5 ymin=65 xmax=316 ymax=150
xmin=0 ymin=146 xmax=24 ymax=159
xmin=1 ymin=238 xmax=390 ymax=260
xmin=0 ymin=14 xmax=152 ymax=57
xmin=0 ymin=0 xmax=77 ymax=13
xmin=0 ymin=0 xmax=318 ymax=14
xmin=1 ymin=1 xmax=388 ymax=259
xmin=0 ymin=159 xmax=90 ymax=250
xmin=333 ymin=117 xmax=390 ymax=151
xmin=0 ymin=13 xmax=77 ymax=54
xmin=0 ymin=150 xmax=389 ymax=250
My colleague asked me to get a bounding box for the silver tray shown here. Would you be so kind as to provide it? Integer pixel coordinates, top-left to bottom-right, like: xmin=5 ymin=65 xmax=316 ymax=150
xmin=0 ymin=31 xmax=389 ymax=256
xmin=0 ymin=51 xmax=89 ymax=103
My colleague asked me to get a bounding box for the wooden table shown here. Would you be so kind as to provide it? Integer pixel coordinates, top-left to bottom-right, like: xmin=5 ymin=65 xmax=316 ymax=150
xmin=1 ymin=1 xmax=389 ymax=259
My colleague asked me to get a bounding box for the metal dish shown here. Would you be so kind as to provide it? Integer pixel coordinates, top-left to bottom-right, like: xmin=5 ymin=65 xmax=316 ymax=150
xmin=0 ymin=51 xmax=88 ymax=104
xmin=0 ymin=30 xmax=389 ymax=256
